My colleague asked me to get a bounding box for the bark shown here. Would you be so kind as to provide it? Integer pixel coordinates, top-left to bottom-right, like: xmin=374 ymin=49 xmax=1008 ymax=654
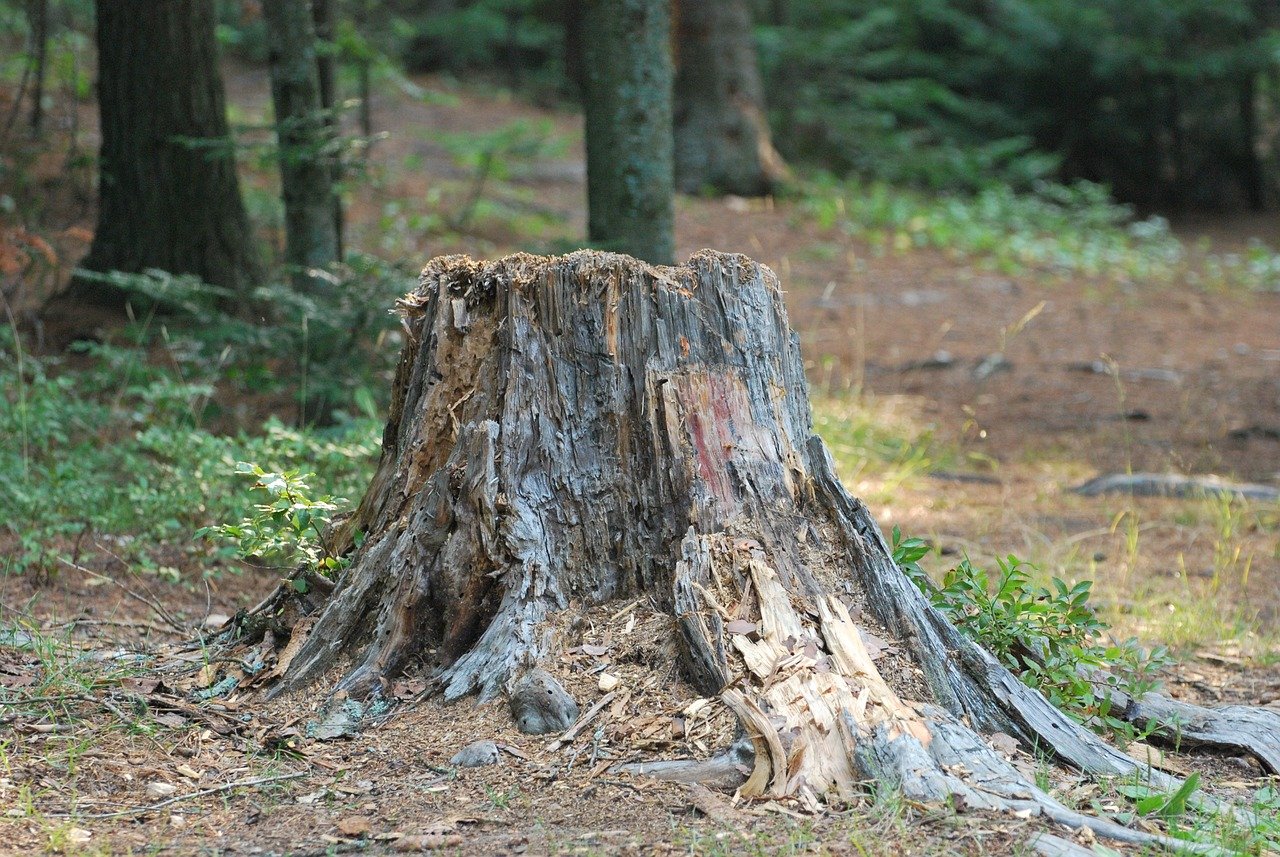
xmin=310 ymin=0 xmax=345 ymax=258
xmin=581 ymin=0 xmax=675 ymax=265
xmin=673 ymin=0 xmax=789 ymax=196
xmin=1237 ymin=73 xmax=1264 ymax=211
xmin=27 ymin=0 xmax=48 ymax=136
xmin=65 ymin=0 xmax=261 ymax=306
xmin=264 ymin=0 xmax=340 ymax=291
xmin=249 ymin=252 xmax=1277 ymax=848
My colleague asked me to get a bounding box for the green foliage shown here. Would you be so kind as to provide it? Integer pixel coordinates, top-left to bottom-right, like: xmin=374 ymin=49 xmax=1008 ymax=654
xmin=892 ymin=527 xmax=1169 ymax=737
xmin=801 ymin=174 xmax=1280 ymax=290
xmin=398 ymin=0 xmax=569 ymax=99
xmin=0 ymin=323 xmax=380 ymax=576
xmin=757 ymin=0 xmax=1056 ymax=191
xmin=758 ymin=0 xmax=1278 ymax=204
xmin=74 ymin=253 xmax=415 ymax=420
xmin=437 ymin=118 xmax=569 ymax=232
xmin=196 ymin=463 xmax=352 ymax=573
xmin=803 ymin=174 xmax=1182 ymax=280
xmin=1101 ymin=775 xmax=1280 ymax=852
xmin=1115 ymin=772 xmax=1200 ymax=822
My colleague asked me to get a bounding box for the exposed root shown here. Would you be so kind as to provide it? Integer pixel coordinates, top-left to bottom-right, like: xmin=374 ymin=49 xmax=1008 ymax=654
xmin=805 ymin=436 xmax=1280 ymax=791
xmin=672 ymin=528 xmax=1255 ymax=853
xmin=1121 ymin=692 xmax=1280 ymax=774
xmin=438 ymin=598 xmax=555 ymax=701
xmin=613 ymin=738 xmax=754 ymax=790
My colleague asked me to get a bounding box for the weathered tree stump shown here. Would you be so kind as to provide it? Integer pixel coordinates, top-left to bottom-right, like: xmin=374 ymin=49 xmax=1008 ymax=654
xmin=256 ymin=251 xmax=1276 ymax=850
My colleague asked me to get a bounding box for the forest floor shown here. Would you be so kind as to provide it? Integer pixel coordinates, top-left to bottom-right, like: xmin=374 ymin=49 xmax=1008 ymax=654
xmin=1 ymin=60 xmax=1279 ymax=855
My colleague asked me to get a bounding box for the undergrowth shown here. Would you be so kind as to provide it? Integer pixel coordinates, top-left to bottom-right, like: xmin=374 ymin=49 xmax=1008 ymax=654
xmin=801 ymin=174 xmax=1280 ymax=291
xmin=892 ymin=528 xmax=1170 ymax=740
xmin=0 ymin=308 xmax=381 ymax=577
xmin=196 ymin=464 xmax=356 ymax=576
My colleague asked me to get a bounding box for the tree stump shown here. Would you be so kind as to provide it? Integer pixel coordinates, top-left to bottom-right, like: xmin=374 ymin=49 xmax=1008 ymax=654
xmin=258 ymin=251 xmax=1278 ymax=849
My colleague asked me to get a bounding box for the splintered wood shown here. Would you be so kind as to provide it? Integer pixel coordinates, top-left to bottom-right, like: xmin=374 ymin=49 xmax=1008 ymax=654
xmin=676 ymin=533 xmax=930 ymax=802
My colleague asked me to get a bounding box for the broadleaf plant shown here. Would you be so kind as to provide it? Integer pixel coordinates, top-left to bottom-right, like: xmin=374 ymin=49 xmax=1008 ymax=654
xmin=196 ymin=462 xmax=349 ymax=575
xmin=892 ymin=526 xmax=1169 ymax=739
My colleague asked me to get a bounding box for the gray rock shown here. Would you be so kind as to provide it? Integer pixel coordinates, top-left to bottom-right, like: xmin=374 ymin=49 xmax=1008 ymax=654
xmin=450 ymin=739 xmax=500 ymax=768
xmin=509 ymin=668 xmax=578 ymax=734
xmin=1074 ymin=472 xmax=1280 ymax=501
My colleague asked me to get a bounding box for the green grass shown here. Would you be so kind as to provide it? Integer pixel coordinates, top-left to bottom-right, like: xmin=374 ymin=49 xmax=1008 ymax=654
xmin=810 ymin=393 xmax=954 ymax=504
xmin=799 ymin=174 xmax=1280 ymax=292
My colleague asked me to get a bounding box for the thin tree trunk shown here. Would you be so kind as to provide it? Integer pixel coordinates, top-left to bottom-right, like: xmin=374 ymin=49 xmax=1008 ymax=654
xmin=357 ymin=61 xmax=372 ymax=139
xmin=63 ymin=0 xmax=262 ymax=307
xmin=1238 ymin=73 xmax=1265 ymax=211
xmin=310 ymin=0 xmax=345 ymax=259
xmin=27 ymin=0 xmax=48 ymax=136
xmin=673 ymin=0 xmax=789 ymax=196
xmin=264 ymin=0 xmax=339 ymax=291
xmin=236 ymin=251 xmax=1279 ymax=853
xmin=580 ymin=0 xmax=675 ymax=265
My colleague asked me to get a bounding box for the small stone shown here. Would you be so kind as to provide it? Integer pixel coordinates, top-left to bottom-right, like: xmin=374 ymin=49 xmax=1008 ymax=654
xmin=598 ymin=673 xmax=620 ymax=693
xmin=146 ymin=781 xmax=178 ymax=799
xmin=67 ymin=828 xmax=91 ymax=844
xmin=169 ymin=814 xmax=185 ymax=828
xmin=509 ymin=668 xmax=579 ymax=735
xmin=450 ymin=740 xmax=500 ymax=768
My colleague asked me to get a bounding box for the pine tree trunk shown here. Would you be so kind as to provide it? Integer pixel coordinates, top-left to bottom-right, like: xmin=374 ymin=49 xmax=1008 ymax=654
xmin=248 ymin=252 xmax=1278 ymax=849
xmin=581 ymin=0 xmax=675 ymax=265
xmin=27 ymin=0 xmax=48 ymax=136
xmin=310 ymin=0 xmax=345 ymax=257
xmin=673 ymin=0 xmax=789 ymax=196
xmin=67 ymin=0 xmax=261 ymax=306
xmin=264 ymin=0 xmax=339 ymax=291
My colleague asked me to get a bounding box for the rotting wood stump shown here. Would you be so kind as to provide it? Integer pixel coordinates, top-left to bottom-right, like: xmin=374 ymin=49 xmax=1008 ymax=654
xmin=246 ymin=251 xmax=1279 ymax=851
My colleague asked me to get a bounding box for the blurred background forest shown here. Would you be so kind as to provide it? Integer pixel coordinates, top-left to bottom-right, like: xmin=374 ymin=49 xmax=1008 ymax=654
xmin=1 ymin=0 xmax=1279 ymax=652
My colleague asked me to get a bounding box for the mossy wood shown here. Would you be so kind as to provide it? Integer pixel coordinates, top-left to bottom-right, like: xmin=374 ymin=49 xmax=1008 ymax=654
xmin=265 ymin=251 xmax=1277 ymax=849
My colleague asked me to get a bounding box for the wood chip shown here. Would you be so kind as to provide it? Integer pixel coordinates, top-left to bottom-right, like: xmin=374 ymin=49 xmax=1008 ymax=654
xmin=337 ymin=816 xmax=372 ymax=837
xmin=685 ymin=783 xmax=739 ymax=826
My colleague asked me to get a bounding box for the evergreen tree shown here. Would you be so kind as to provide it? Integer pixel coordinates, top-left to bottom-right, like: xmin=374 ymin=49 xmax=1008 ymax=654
xmin=581 ymin=0 xmax=675 ymax=265
xmin=673 ymin=0 xmax=789 ymax=196
xmin=68 ymin=0 xmax=262 ymax=306
xmin=264 ymin=0 xmax=340 ymax=291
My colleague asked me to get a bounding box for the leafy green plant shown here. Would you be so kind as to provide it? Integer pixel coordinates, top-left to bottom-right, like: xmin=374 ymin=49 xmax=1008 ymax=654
xmin=800 ymin=171 xmax=1280 ymax=292
xmin=1115 ymin=772 xmax=1200 ymax=822
xmin=196 ymin=463 xmax=351 ymax=574
xmin=1101 ymin=774 xmax=1280 ymax=852
xmin=892 ymin=527 xmax=1169 ymax=737
xmin=0 ymin=326 xmax=381 ymax=575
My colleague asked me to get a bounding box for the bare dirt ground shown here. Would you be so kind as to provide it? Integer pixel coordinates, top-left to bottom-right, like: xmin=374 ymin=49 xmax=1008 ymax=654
xmin=2 ymin=61 xmax=1278 ymax=854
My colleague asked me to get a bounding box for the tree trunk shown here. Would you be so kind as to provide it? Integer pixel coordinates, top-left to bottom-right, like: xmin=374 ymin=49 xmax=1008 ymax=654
xmin=1237 ymin=72 xmax=1265 ymax=211
xmin=310 ymin=0 xmax=345 ymax=258
xmin=27 ymin=0 xmax=48 ymax=136
xmin=65 ymin=0 xmax=261 ymax=306
xmin=247 ymin=251 xmax=1279 ymax=849
xmin=581 ymin=0 xmax=675 ymax=265
xmin=673 ymin=0 xmax=789 ymax=196
xmin=264 ymin=0 xmax=339 ymax=291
